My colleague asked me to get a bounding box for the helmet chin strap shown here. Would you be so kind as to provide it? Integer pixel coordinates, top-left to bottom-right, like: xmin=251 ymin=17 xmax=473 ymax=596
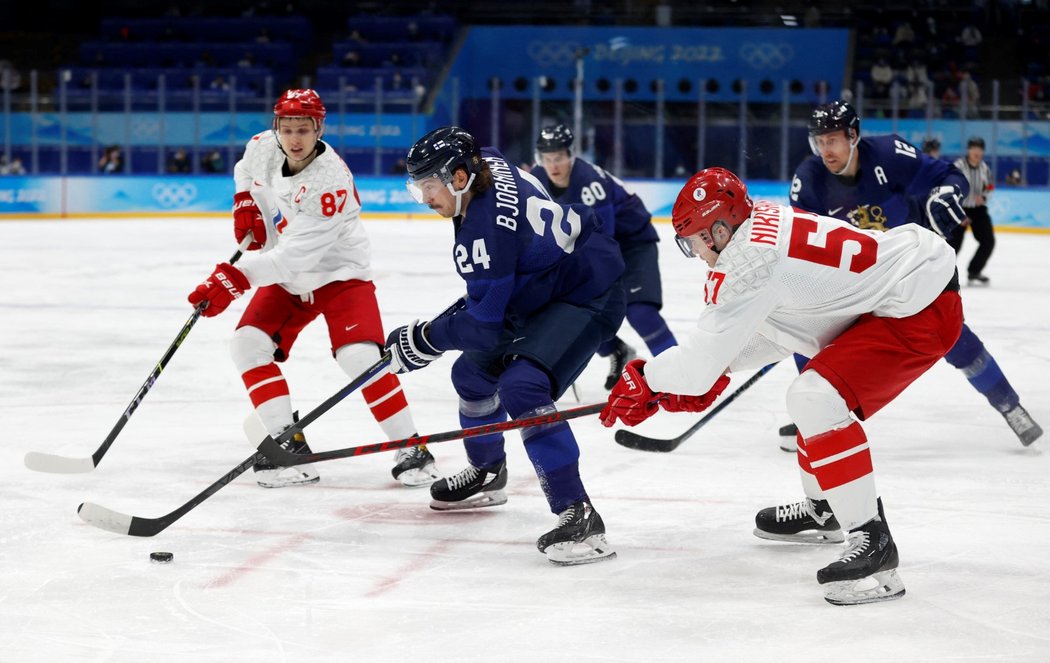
xmin=830 ymin=132 xmax=860 ymax=176
xmin=447 ymin=172 xmax=476 ymax=216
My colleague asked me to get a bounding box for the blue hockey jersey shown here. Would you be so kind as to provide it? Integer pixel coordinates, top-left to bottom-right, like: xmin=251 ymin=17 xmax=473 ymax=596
xmin=791 ymin=134 xmax=969 ymax=232
xmin=427 ymin=147 xmax=625 ymax=352
xmin=532 ymin=157 xmax=658 ymax=243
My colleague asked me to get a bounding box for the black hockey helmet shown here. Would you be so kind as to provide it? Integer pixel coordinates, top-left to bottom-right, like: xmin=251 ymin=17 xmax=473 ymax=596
xmin=967 ymin=136 xmax=986 ymax=149
xmin=808 ymin=100 xmax=860 ymax=139
xmin=922 ymin=137 xmax=941 ymax=154
xmin=405 ymin=126 xmax=482 ymax=184
xmin=536 ymin=124 xmax=574 ymax=154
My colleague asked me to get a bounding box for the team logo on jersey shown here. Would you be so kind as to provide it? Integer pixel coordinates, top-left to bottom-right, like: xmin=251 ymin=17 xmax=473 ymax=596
xmin=847 ymin=205 xmax=888 ymax=232
xmin=151 ymin=183 xmax=197 ymax=208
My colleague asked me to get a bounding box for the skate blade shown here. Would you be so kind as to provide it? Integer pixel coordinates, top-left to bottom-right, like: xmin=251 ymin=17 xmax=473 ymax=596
xmin=255 ymin=465 xmax=320 ymax=488
xmin=753 ymin=528 xmax=844 ymax=544
xmin=395 ymin=464 xmax=442 ymax=488
xmin=822 ymin=569 xmax=906 ymax=606
xmin=429 ymin=490 xmax=507 ymax=511
xmin=779 ymin=439 xmax=798 ymax=452
xmin=544 ymin=534 xmax=617 ymax=566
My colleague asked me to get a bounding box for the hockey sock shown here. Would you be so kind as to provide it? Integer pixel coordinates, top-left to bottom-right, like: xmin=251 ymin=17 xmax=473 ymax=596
xmin=459 ymin=394 xmax=508 ymax=468
xmin=943 ymin=324 xmax=1020 ymax=413
xmin=231 ymin=325 xmax=293 ymax=436
xmin=626 ymin=302 xmax=676 ymax=356
xmin=500 ymin=360 xmax=587 ymax=513
xmin=337 ymin=343 xmax=417 ymax=439
xmin=806 ymin=422 xmax=878 ymax=531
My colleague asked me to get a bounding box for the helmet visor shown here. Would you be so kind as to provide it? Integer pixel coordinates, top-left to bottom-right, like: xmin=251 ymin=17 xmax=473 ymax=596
xmin=674 ymin=229 xmax=714 ymax=258
xmin=405 ymin=172 xmax=448 ymax=204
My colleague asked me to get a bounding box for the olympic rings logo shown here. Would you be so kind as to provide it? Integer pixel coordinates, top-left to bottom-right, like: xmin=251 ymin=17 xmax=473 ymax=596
xmin=151 ymin=182 xmax=197 ymax=208
xmin=527 ymin=41 xmax=583 ymax=67
xmin=738 ymin=42 xmax=794 ymax=69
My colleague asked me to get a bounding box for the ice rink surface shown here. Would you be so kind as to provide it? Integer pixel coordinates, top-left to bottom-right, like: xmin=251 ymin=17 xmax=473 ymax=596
xmin=2 ymin=216 xmax=1048 ymax=662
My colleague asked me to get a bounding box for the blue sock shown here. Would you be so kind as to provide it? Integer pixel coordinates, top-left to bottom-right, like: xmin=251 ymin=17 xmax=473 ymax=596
xmin=943 ymin=324 xmax=1020 ymax=413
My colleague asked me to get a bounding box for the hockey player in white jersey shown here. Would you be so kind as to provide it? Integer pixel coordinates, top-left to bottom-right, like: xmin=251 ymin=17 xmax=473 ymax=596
xmin=187 ymin=89 xmax=440 ymax=488
xmin=600 ymin=167 xmax=964 ymax=605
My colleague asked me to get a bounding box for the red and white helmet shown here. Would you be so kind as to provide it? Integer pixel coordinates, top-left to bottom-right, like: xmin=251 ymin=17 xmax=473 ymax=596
xmin=671 ymin=167 xmax=753 ymax=256
xmin=273 ymin=88 xmax=326 ymax=132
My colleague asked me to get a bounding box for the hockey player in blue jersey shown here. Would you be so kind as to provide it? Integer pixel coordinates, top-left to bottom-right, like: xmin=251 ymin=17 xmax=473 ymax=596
xmin=773 ymin=100 xmax=1041 ymax=454
xmin=384 ymin=126 xmax=625 ymax=565
xmin=531 ymin=124 xmax=677 ymax=389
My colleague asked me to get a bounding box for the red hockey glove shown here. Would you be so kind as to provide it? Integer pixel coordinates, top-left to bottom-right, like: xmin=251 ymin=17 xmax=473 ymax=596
xmin=600 ymin=359 xmax=661 ymax=428
xmin=233 ymin=191 xmax=266 ymax=250
xmin=188 ymin=262 xmax=251 ymax=317
xmin=660 ymin=374 xmax=731 ymax=413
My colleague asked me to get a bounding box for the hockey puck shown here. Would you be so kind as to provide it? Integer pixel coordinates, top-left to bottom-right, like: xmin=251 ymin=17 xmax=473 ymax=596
xmin=149 ymin=552 xmax=174 ymax=563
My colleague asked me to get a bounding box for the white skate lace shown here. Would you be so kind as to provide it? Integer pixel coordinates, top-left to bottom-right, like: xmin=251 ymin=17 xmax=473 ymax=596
xmin=446 ymin=465 xmax=480 ymax=490
xmin=775 ymin=500 xmax=810 ymax=522
xmin=554 ymin=505 xmax=577 ymax=528
xmin=836 ymin=531 xmax=870 ymax=564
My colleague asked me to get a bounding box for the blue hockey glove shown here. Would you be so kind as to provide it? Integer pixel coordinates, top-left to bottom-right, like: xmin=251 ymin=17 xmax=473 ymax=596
xmin=386 ymin=319 xmax=443 ymax=374
xmin=925 ymin=185 xmax=966 ymax=238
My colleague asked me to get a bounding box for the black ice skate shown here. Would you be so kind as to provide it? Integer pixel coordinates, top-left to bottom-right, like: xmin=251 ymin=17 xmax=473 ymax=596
xmin=754 ymin=497 xmax=844 ymax=544
xmin=536 ymin=501 xmax=616 ymax=566
xmin=604 ymin=338 xmax=637 ymax=390
xmin=429 ymin=460 xmax=507 ymax=511
xmin=778 ymin=422 xmax=799 ymax=452
xmin=391 ymin=443 xmax=441 ymax=487
xmin=817 ymin=500 xmax=905 ymax=606
xmin=967 ymin=273 xmax=990 ymax=287
xmin=1003 ymin=405 xmax=1043 ymax=447
xmin=254 ymin=429 xmax=320 ymax=488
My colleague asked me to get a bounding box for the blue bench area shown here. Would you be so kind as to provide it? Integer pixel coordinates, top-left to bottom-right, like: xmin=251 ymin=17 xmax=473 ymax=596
xmin=346 ymin=14 xmax=457 ymax=43
xmin=98 ymin=16 xmax=312 ymax=44
xmin=332 ymin=41 xmax=445 ymax=69
xmin=314 ymin=66 xmax=426 ymax=96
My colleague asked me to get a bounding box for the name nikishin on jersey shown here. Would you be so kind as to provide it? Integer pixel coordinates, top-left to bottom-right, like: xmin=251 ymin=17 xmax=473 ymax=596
xmin=749 ymin=202 xmax=782 ymax=246
xmin=487 ymin=157 xmax=520 ymax=231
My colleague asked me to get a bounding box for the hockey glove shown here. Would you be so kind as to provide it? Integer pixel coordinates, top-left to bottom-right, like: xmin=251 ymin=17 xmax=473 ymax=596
xmin=233 ymin=191 xmax=267 ymax=251
xmin=660 ymin=374 xmax=731 ymax=413
xmin=188 ymin=262 xmax=251 ymax=317
xmin=925 ymin=185 xmax=966 ymax=238
xmin=600 ymin=359 xmax=661 ymax=428
xmin=386 ymin=319 xmax=443 ymax=374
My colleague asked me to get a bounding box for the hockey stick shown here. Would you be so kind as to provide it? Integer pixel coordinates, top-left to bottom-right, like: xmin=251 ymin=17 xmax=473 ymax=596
xmin=250 ymin=402 xmax=606 ymax=466
xmin=76 ymin=352 xmax=392 ymax=537
xmin=25 ymin=236 xmax=255 ymax=474
xmin=614 ymin=362 xmax=778 ymax=453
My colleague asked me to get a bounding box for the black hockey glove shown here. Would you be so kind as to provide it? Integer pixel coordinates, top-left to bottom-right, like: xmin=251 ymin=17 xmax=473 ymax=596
xmin=386 ymin=319 xmax=443 ymax=374
xmin=924 ymin=185 xmax=966 ymax=238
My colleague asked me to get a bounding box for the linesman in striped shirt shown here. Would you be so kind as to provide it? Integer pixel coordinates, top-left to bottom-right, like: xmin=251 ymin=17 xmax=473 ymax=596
xmin=951 ymin=136 xmax=996 ymax=285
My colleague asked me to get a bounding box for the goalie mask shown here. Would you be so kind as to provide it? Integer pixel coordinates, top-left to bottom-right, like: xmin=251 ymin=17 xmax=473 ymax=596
xmin=405 ymin=126 xmax=482 ymax=216
xmin=671 ymin=167 xmax=753 ymax=258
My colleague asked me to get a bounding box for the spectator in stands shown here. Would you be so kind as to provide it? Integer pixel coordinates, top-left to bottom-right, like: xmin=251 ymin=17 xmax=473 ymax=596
xmin=166 ymin=148 xmax=191 ymax=174
xmin=98 ymin=146 xmax=124 ymax=174
xmin=390 ymin=158 xmax=407 ymax=175
xmin=1005 ymin=169 xmax=1023 ymax=186
xmin=958 ymin=71 xmax=980 ymax=118
xmin=959 ymin=24 xmax=982 ymax=49
xmin=0 ymin=155 xmax=26 ymax=175
xmin=255 ymin=27 xmax=271 ymax=43
xmin=803 ymin=4 xmax=821 ymax=28
xmin=209 ymin=75 xmax=231 ymax=92
xmin=0 ymin=60 xmax=22 ymax=92
xmin=342 ymin=50 xmax=361 ymax=67
xmin=893 ymin=21 xmax=915 ymax=47
xmin=201 ymin=150 xmax=225 ymax=173
xmin=870 ymin=57 xmax=894 ymax=99
xmin=347 ymin=29 xmax=367 ymax=44
xmin=238 ymin=52 xmax=255 ymax=68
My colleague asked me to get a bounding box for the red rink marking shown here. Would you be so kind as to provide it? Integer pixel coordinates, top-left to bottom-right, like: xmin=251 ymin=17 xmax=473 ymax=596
xmin=204 ymin=532 xmax=313 ymax=589
xmin=363 ymin=539 xmax=456 ymax=598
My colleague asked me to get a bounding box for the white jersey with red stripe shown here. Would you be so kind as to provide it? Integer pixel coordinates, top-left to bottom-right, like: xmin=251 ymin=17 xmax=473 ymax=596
xmin=645 ymin=201 xmax=957 ymax=396
xmin=233 ymin=130 xmax=371 ymax=295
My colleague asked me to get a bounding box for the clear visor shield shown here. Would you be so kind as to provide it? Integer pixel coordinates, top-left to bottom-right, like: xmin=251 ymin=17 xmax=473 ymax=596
xmin=406 ymin=172 xmax=449 ymax=204
xmin=536 ymin=150 xmax=572 ymax=169
xmin=674 ymin=229 xmax=714 ymax=258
